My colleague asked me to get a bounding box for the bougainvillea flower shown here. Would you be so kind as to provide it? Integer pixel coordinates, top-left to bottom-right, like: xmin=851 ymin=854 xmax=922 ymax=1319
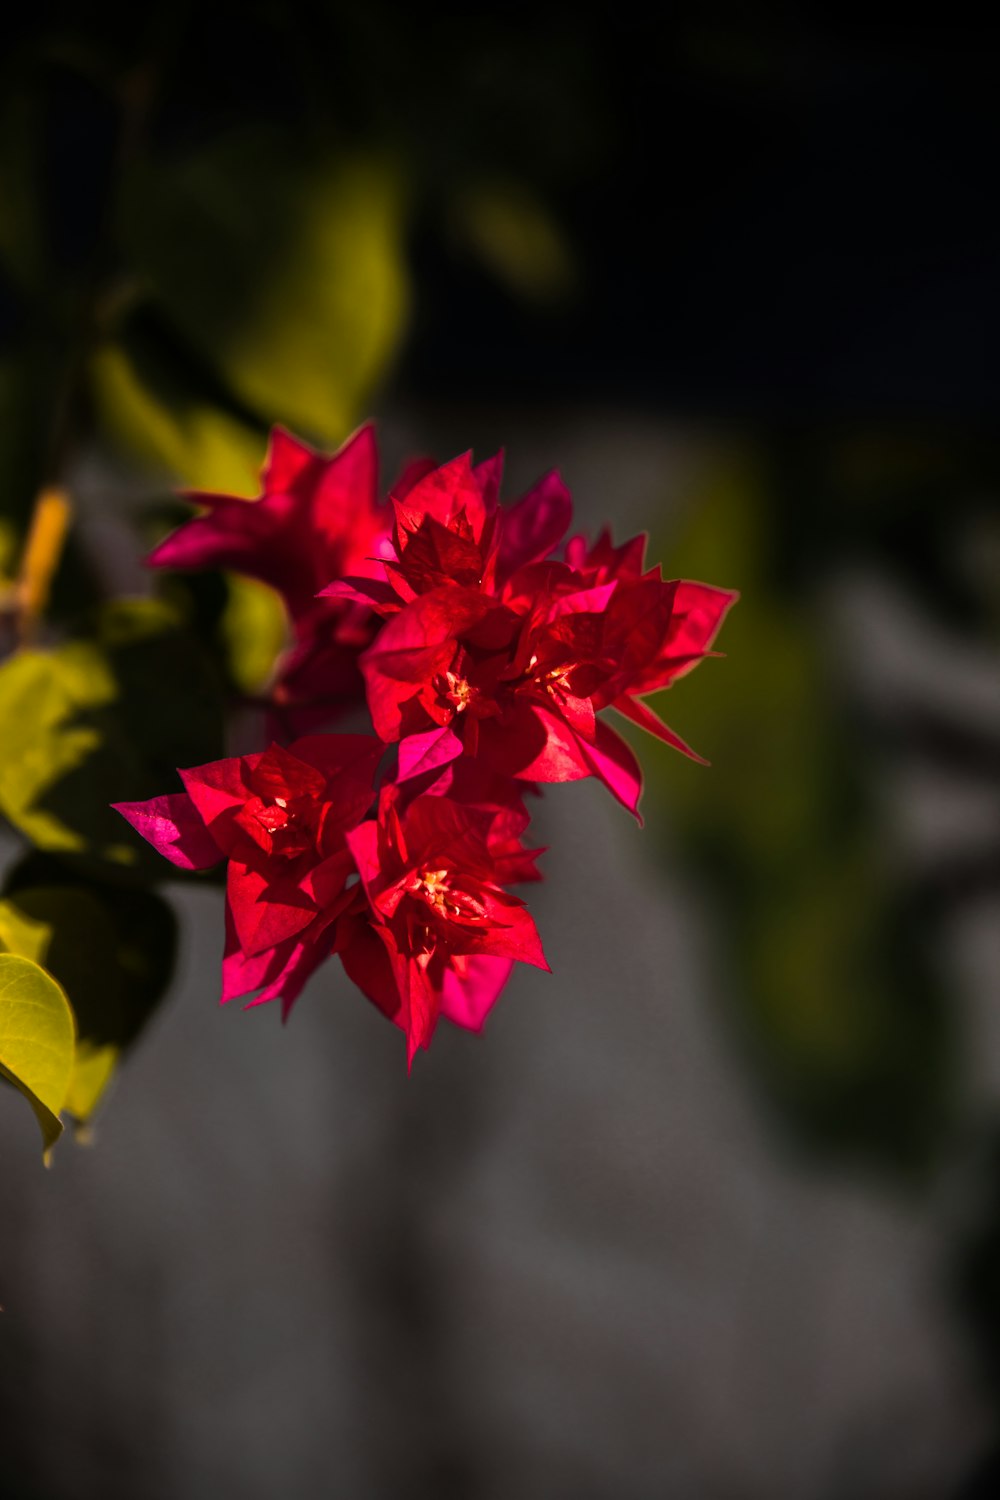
xmin=116 ymin=421 xmax=738 ymax=1074
xmin=321 ymin=450 xmax=573 ymax=614
xmin=148 ymin=425 xmax=405 ymax=735
xmin=411 ymin=757 xmax=546 ymax=886
xmin=219 ymin=906 xmax=340 ymax=1017
xmin=386 ymin=453 xmax=501 ymax=600
xmin=113 ymin=735 xmax=384 ymax=1014
xmin=560 ymin=529 xmax=738 ymax=745
xmin=358 ymin=527 xmax=736 ymax=815
xmin=341 ymin=782 xmax=548 ymax=1065
xmin=149 ymin=425 xmax=388 ymax=617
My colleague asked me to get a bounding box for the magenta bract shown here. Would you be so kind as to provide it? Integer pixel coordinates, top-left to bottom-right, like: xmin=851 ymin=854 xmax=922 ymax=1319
xmin=119 ymin=424 xmax=736 ymax=1064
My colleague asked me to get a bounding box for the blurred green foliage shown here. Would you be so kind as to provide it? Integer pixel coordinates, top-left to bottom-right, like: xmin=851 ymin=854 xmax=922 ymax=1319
xmin=0 ymin=598 xmax=223 ymax=869
xmin=635 ymin=450 xmax=956 ymax=1175
xmin=117 ymin=136 xmax=408 ymax=443
xmin=93 ymin=138 xmax=409 ymax=489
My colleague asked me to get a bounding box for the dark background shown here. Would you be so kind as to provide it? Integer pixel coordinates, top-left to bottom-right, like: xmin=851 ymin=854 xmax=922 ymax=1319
xmin=1 ymin=9 xmax=999 ymax=1497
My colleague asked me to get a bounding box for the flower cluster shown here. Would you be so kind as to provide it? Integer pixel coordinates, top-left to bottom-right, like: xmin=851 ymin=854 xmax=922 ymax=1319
xmin=116 ymin=425 xmax=736 ymax=1065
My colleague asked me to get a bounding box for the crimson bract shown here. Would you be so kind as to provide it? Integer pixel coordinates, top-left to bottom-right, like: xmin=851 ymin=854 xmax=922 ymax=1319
xmin=119 ymin=423 xmax=736 ymax=1066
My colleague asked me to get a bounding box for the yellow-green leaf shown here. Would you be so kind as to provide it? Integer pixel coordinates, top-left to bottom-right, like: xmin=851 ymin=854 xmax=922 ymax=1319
xmin=0 ymin=953 xmax=75 ymax=1155
xmin=0 ymin=878 xmax=178 ymax=1124
xmin=0 ymin=598 xmax=223 ymax=867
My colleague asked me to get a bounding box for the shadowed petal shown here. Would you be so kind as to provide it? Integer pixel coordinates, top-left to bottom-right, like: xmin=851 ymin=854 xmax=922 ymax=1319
xmin=226 ymin=862 xmax=317 ymax=957
xmin=579 ymin=719 xmax=644 ymax=821
xmin=447 ymin=896 xmax=550 ymax=971
xmin=497 ymin=470 xmax=572 ymax=582
xmin=477 ymin=702 xmax=591 ymax=783
xmin=473 ymin=451 xmax=504 ymax=509
xmin=339 ymin=917 xmax=403 ymax=1023
xmin=319 ymin=577 xmax=400 ymax=611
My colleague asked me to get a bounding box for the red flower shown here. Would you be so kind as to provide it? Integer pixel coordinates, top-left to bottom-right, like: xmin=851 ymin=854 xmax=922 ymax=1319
xmin=341 ymin=775 xmax=548 ymax=1066
xmin=148 ymin=424 xmax=405 ymax=735
xmin=113 ymin=735 xmax=383 ymax=1016
xmin=115 ymin=423 xmax=737 ymax=1072
xmin=321 ymin=449 xmax=572 ymax=613
xmin=360 ymin=527 xmax=737 ymax=817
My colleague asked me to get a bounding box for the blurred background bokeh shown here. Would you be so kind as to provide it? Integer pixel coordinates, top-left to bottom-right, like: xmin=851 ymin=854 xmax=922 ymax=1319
xmin=1 ymin=9 xmax=999 ymax=1497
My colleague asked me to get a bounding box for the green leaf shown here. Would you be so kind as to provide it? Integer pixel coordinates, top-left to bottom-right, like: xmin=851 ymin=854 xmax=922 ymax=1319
xmin=0 ymin=873 xmax=178 ymax=1123
xmin=0 ymin=954 xmax=75 ymax=1155
xmin=117 ymin=133 xmax=409 ymax=443
xmin=0 ymin=597 xmax=224 ymax=870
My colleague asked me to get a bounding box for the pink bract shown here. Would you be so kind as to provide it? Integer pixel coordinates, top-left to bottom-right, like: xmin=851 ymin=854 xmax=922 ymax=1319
xmin=115 ymin=735 xmax=383 ymax=1016
xmin=342 ymin=780 xmax=548 ymax=1066
xmin=360 ymin=518 xmax=737 ymax=815
xmin=122 ymin=421 xmax=736 ymax=1065
xmin=148 ymin=425 xmax=402 ymax=736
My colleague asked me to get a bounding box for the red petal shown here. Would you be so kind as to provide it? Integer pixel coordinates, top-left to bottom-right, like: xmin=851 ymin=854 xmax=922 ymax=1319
xmin=477 ymin=702 xmax=591 ymax=783
xmin=338 ymin=917 xmax=403 ymax=1022
xmin=313 ymin=422 xmax=378 ymax=533
xmin=579 ymin=719 xmax=644 ymax=821
xmin=396 ymin=726 xmax=463 ymax=783
xmin=360 ymin=588 xmax=494 ymax=740
xmin=318 ymin=576 xmax=399 ymax=612
xmin=497 ymin=470 xmax=573 ymax=582
xmin=564 ymin=527 xmax=646 ymax=583
xmin=446 ymin=893 xmax=550 ymax=971
xmin=440 ymin=955 xmax=513 ymax=1032
xmin=402 ymin=955 xmax=439 ymax=1068
xmin=288 ymin=733 xmax=384 ymax=787
xmin=112 ymin=793 xmax=220 ymax=870
xmin=654 ymin=581 xmax=739 ymax=680
xmin=388 ymin=510 xmax=488 ymax=591
xmin=261 ymin=426 xmax=319 ymax=492
xmin=299 ymin=849 xmax=356 ymax=911
xmin=250 ymin=743 xmax=326 ymax=802
xmin=612 ymin=694 xmax=709 ymax=766
xmin=345 ymin=821 xmax=382 ymax=903
xmin=233 ymin=932 xmax=333 ymax=1019
xmin=394 ymin=452 xmax=484 ymax=534
xmin=473 ymin=450 xmax=505 ymax=509
xmin=180 ymin=755 xmax=255 ymax=848
xmin=226 ymin=862 xmax=317 ymax=957
xmin=221 ymin=906 xmax=298 ymax=1003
